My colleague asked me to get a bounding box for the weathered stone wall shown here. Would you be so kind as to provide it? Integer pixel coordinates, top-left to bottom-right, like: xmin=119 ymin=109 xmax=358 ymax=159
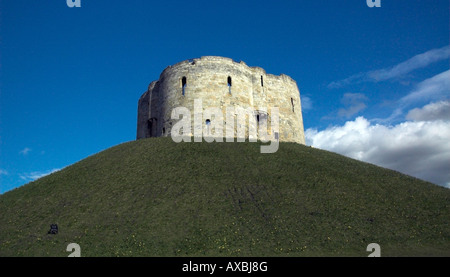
xmin=137 ymin=56 xmax=305 ymax=144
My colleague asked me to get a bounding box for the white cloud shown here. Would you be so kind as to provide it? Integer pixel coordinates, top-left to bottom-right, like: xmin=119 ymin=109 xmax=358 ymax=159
xmin=301 ymin=96 xmax=313 ymax=111
xmin=328 ymin=73 xmax=364 ymax=89
xmin=400 ymin=70 xmax=450 ymax=105
xmin=373 ymin=70 xmax=450 ymax=123
xmin=19 ymin=147 xmax=31 ymax=155
xmin=328 ymin=45 xmax=450 ymax=88
xmin=0 ymin=169 xmax=8 ymax=175
xmin=337 ymin=93 xmax=368 ymax=118
xmin=20 ymin=168 xmax=60 ymax=182
xmin=367 ymin=46 xmax=450 ymax=82
xmin=406 ymin=100 xmax=450 ymax=121
xmin=306 ymin=114 xmax=450 ymax=188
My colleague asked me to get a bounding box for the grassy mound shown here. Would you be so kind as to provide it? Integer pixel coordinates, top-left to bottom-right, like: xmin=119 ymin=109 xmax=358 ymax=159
xmin=0 ymin=138 xmax=449 ymax=256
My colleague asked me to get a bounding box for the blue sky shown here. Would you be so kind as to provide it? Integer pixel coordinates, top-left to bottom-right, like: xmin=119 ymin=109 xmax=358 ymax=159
xmin=1 ymin=0 xmax=449 ymax=193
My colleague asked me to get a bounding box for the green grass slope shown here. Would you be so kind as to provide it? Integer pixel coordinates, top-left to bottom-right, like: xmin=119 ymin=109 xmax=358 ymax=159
xmin=0 ymin=138 xmax=449 ymax=257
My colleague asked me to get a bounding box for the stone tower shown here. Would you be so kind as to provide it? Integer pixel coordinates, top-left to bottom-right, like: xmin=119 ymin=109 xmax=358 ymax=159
xmin=137 ymin=56 xmax=305 ymax=144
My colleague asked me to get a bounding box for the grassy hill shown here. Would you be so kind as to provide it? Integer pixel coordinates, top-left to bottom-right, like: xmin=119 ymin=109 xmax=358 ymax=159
xmin=0 ymin=137 xmax=449 ymax=257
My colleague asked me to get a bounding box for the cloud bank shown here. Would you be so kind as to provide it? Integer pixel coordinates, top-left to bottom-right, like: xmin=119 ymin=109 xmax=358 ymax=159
xmin=306 ymin=102 xmax=450 ymax=188
xmin=406 ymin=100 xmax=450 ymax=121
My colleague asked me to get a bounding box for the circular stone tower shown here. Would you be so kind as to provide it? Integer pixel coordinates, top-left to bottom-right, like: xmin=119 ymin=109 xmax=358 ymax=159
xmin=137 ymin=56 xmax=305 ymax=144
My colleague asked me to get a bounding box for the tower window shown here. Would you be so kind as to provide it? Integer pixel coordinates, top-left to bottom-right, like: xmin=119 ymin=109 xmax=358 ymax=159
xmin=205 ymin=119 xmax=211 ymax=136
xmin=261 ymin=76 xmax=264 ymax=87
xmin=148 ymin=118 xmax=157 ymax=137
xmin=256 ymin=112 xmax=267 ymax=124
xmin=147 ymin=120 xmax=152 ymax=137
xmin=291 ymin=97 xmax=294 ymax=112
xmin=181 ymin=76 xmax=187 ymax=95
xmin=227 ymin=76 xmax=232 ymax=87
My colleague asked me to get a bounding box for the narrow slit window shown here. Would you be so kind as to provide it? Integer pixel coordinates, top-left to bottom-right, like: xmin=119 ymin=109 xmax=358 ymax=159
xmin=181 ymin=76 xmax=187 ymax=95
xmin=291 ymin=97 xmax=294 ymax=112
xmin=227 ymin=76 xmax=232 ymax=94
xmin=147 ymin=120 xmax=152 ymax=137
xmin=148 ymin=118 xmax=157 ymax=137
xmin=261 ymin=76 xmax=264 ymax=87
xmin=205 ymin=119 xmax=211 ymax=136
